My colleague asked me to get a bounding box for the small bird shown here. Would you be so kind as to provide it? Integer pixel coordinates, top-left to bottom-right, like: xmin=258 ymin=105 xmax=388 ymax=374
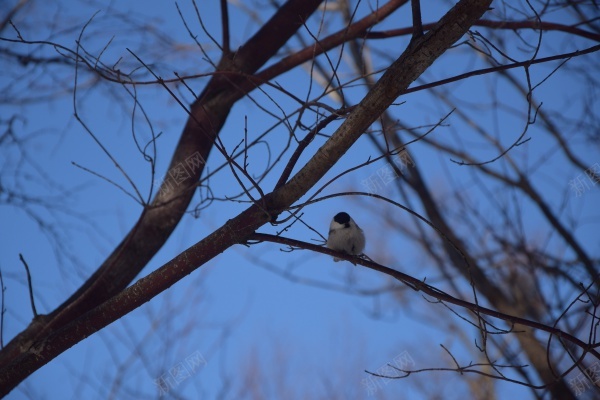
xmin=326 ymin=211 xmax=366 ymax=263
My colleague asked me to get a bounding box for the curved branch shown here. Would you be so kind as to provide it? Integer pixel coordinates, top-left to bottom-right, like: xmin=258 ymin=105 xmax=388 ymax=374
xmin=365 ymin=19 xmax=600 ymax=42
xmin=251 ymin=233 xmax=600 ymax=362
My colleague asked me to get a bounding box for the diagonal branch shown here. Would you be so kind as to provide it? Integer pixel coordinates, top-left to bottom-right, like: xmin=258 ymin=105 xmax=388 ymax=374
xmin=251 ymin=233 xmax=600 ymax=363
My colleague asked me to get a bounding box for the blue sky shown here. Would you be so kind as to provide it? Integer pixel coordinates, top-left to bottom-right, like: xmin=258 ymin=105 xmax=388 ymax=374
xmin=1 ymin=1 xmax=599 ymax=399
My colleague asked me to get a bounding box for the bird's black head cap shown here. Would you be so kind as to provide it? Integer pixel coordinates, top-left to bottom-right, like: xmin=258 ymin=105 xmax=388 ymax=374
xmin=334 ymin=212 xmax=350 ymax=224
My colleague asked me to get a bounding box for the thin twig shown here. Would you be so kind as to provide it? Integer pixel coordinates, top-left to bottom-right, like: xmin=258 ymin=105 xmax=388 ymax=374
xmin=18 ymin=254 xmax=37 ymax=318
xmin=220 ymin=0 xmax=230 ymax=54
xmin=410 ymin=0 xmax=423 ymax=41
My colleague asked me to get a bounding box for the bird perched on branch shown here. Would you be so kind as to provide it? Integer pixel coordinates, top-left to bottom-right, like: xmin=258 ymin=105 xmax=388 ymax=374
xmin=326 ymin=212 xmax=365 ymax=264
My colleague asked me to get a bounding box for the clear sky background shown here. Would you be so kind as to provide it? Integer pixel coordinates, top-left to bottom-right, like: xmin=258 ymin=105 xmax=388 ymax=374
xmin=1 ymin=1 xmax=599 ymax=399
